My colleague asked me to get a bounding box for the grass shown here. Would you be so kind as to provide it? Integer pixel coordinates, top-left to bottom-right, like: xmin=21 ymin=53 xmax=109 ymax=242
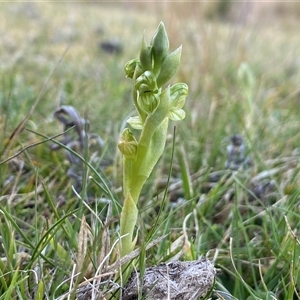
xmin=1 ymin=2 xmax=300 ymax=299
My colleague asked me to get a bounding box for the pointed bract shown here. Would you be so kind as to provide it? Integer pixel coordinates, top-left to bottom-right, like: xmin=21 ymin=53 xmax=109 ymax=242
xmin=156 ymin=46 xmax=182 ymax=88
xmin=140 ymin=33 xmax=153 ymax=71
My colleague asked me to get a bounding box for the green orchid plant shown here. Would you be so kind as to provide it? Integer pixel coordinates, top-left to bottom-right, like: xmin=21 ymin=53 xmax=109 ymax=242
xmin=118 ymin=22 xmax=188 ymax=259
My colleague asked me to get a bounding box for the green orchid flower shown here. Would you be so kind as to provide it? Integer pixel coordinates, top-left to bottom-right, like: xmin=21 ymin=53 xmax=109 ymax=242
xmin=168 ymin=83 xmax=188 ymax=121
xmin=118 ymin=22 xmax=189 ymax=268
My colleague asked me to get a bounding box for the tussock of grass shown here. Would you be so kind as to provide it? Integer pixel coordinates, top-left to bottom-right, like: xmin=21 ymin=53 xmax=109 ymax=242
xmin=1 ymin=2 xmax=300 ymax=299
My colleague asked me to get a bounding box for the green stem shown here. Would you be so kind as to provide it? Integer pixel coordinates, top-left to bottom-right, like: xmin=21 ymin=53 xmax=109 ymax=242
xmin=123 ymin=157 xmax=134 ymax=199
xmin=131 ymin=118 xmax=169 ymax=202
xmin=120 ymin=118 xmax=169 ymax=263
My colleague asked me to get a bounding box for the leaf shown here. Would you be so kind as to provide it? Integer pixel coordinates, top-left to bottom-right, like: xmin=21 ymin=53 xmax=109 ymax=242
xmin=4 ymin=266 xmax=19 ymax=300
xmin=120 ymin=192 xmax=138 ymax=257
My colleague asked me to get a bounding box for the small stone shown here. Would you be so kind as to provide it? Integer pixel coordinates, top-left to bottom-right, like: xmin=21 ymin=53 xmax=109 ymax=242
xmin=123 ymin=257 xmax=216 ymax=300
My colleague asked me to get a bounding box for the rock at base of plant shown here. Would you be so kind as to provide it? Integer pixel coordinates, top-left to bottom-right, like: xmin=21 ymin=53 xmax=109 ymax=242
xmin=123 ymin=257 xmax=216 ymax=300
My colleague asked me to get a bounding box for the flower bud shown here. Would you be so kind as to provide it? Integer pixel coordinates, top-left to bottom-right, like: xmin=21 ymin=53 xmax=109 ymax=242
xmin=151 ymin=22 xmax=169 ymax=74
xmin=118 ymin=128 xmax=138 ymax=158
xmin=156 ymin=46 xmax=182 ymax=88
xmin=124 ymin=59 xmax=142 ymax=79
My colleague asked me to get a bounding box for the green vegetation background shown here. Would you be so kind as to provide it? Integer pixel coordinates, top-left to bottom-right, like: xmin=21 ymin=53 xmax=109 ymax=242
xmin=1 ymin=2 xmax=300 ymax=299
